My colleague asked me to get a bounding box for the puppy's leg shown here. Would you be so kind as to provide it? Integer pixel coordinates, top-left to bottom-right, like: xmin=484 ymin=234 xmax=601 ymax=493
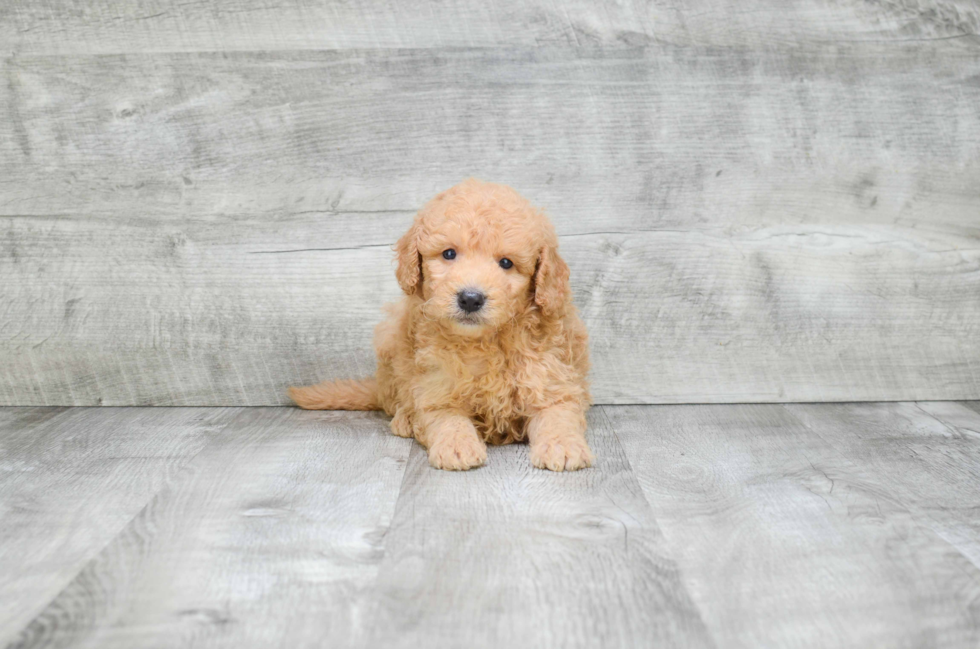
xmin=528 ymin=403 xmax=593 ymax=472
xmin=390 ymin=408 xmax=413 ymax=438
xmin=418 ymin=410 xmax=487 ymax=471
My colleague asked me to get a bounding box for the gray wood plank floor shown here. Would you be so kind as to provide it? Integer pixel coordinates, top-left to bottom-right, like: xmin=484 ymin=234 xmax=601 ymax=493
xmin=4 ymin=0 xmax=978 ymax=54
xmin=3 ymin=404 xmax=980 ymax=647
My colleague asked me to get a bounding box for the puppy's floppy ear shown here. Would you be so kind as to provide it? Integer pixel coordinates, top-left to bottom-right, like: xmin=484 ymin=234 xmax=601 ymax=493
xmin=394 ymin=219 xmax=423 ymax=295
xmin=533 ymin=242 xmax=570 ymax=317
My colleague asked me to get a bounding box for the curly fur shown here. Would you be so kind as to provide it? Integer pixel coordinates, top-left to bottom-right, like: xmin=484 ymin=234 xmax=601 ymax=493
xmin=290 ymin=179 xmax=593 ymax=471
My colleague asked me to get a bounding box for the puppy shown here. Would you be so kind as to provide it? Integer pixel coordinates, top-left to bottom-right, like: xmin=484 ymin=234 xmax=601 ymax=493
xmin=289 ymin=179 xmax=593 ymax=471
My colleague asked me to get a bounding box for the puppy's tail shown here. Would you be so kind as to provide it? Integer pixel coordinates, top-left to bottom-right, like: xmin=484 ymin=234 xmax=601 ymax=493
xmin=288 ymin=377 xmax=380 ymax=410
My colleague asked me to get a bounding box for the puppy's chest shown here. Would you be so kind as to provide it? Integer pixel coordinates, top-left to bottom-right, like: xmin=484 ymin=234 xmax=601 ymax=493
xmin=455 ymin=351 xmax=512 ymax=389
xmin=443 ymin=349 xmax=529 ymax=409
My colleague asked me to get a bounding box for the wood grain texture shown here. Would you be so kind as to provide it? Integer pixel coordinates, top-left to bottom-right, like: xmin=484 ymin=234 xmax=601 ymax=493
xmin=0 ymin=406 xmax=240 ymax=641
xmin=786 ymin=401 xmax=980 ymax=567
xmin=360 ymin=408 xmax=713 ymax=648
xmin=4 ymin=408 xmax=412 ymax=649
xmin=1 ymin=0 xmax=654 ymax=53
xmin=2 ymin=0 xmax=978 ymax=54
xmin=2 ymin=39 xmax=979 ymax=405
xmin=3 ymin=403 xmax=980 ymax=646
xmin=609 ymin=403 xmax=980 ymax=648
xmin=4 ymin=46 xmax=980 ymax=222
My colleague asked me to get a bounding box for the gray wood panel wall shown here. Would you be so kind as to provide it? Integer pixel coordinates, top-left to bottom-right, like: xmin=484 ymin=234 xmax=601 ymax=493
xmin=2 ymin=1 xmax=979 ymax=405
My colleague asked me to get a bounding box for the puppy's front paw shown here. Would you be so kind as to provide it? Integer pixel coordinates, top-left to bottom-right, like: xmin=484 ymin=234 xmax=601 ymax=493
xmin=530 ymin=434 xmax=594 ymax=472
xmin=390 ymin=409 xmax=413 ymax=438
xmin=428 ymin=434 xmax=487 ymax=471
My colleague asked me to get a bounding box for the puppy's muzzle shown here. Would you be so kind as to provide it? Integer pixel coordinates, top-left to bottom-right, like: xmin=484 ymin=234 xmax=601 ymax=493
xmin=457 ymin=289 xmax=486 ymax=314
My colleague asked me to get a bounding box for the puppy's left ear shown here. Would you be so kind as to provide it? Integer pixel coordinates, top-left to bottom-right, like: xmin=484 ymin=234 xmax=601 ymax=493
xmin=394 ymin=220 xmax=423 ymax=295
xmin=533 ymin=242 xmax=570 ymax=317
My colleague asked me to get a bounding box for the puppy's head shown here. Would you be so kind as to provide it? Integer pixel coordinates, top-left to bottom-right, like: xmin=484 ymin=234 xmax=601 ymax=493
xmin=395 ymin=178 xmax=570 ymax=335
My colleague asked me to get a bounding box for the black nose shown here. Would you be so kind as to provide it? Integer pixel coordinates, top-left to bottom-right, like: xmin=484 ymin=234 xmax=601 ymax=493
xmin=457 ymin=289 xmax=486 ymax=313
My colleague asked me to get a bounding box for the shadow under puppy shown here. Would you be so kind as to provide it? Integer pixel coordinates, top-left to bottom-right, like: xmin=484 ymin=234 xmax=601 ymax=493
xmin=290 ymin=179 xmax=593 ymax=471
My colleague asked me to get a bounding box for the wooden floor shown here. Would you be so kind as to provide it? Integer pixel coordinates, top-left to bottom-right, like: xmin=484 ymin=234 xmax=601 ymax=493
xmin=2 ymin=403 xmax=980 ymax=648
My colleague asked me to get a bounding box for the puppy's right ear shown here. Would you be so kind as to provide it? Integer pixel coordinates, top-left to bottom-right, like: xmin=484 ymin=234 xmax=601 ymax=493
xmin=533 ymin=241 xmax=570 ymax=318
xmin=394 ymin=220 xmax=423 ymax=295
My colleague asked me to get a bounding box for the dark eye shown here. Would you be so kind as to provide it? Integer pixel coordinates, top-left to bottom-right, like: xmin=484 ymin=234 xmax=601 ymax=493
xmin=499 ymin=258 xmax=513 ymax=269
xmin=442 ymin=249 xmax=456 ymax=260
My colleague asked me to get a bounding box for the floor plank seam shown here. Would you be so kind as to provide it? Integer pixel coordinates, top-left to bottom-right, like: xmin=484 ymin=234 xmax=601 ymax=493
xmin=780 ymin=403 xmax=980 ymax=574
xmin=595 ymin=405 xmax=721 ymax=649
xmin=1 ymin=408 xmax=249 ymax=648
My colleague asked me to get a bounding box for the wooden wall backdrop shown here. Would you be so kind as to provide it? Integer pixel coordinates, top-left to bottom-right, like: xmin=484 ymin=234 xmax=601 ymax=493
xmin=1 ymin=1 xmax=979 ymax=405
